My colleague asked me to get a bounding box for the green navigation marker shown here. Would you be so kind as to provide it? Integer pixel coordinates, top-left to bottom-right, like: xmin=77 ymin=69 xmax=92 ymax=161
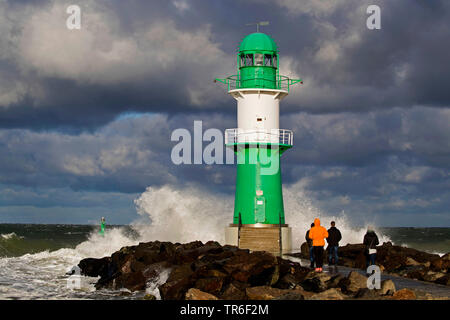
xmin=99 ymin=217 xmax=105 ymax=236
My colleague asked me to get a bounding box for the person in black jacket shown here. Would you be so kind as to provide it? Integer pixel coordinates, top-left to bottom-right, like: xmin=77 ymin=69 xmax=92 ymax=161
xmin=363 ymin=226 xmax=379 ymax=267
xmin=326 ymin=221 xmax=342 ymax=266
xmin=305 ymin=223 xmax=315 ymax=268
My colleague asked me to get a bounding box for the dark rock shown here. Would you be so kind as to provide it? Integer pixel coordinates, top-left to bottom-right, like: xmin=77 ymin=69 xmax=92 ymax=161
xmin=194 ymin=277 xmax=224 ymax=295
xmin=300 ymin=242 xmax=309 ymax=258
xmin=434 ymin=274 xmax=450 ymax=286
xmin=143 ymin=293 xmax=156 ymax=300
xmin=110 ymin=270 xmax=147 ymax=291
xmin=185 ymin=288 xmax=219 ymax=300
xmin=273 ymin=291 xmax=305 ymax=300
xmin=223 ymin=251 xmax=278 ymax=286
xmin=440 ymin=253 xmax=450 ymax=270
xmin=339 ymin=271 xmax=367 ymax=294
xmin=78 ymin=256 xmax=112 ymax=278
xmin=246 ymin=286 xmax=294 ymax=300
xmin=392 ymin=288 xmax=416 ymax=300
xmin=220 ymin=282 xmax=247 ymax=300
xmin=275 ymin=274 xmax=298 ymax=289
xmin=326 ymin=274 xmax=345 ymax=289
xmin=300 ymin=272 xmax=331 ymax=293
xmin=159 ymin=264 xmax=196 ymax=300
xmin=422 ymin=270 xmax=446 ymax=282
xmin=379 ymin=279 xmax=396 ymax=295
xmin=354 ymin=288 xmax=384 ymax=300
xmin=308 ymin=288 xmax=346 ymax=300
xmin=274 ymin=259 xmax=310 ymax=289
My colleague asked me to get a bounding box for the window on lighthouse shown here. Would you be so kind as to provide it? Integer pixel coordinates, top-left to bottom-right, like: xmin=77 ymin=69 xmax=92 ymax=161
xmin=254 ymin=53 xmax=264 ymax=66
xmin=240 ymin=55 xmax=245 ymax=67
xmin=245 ymin=54 xmax=253 ymax=66
xmin=264 ymin=54 xmax=273 ymax=66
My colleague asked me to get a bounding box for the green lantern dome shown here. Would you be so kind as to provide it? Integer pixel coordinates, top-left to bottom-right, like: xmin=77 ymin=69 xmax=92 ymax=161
xmin=239 ymin=32 xmax=278 ymax=53
xmin=215 ymin=32 xmax=302 ymax=92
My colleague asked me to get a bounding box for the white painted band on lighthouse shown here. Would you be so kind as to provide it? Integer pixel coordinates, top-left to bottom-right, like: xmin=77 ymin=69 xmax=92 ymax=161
xmin=233 ymin=91 xmax=283 ymax=131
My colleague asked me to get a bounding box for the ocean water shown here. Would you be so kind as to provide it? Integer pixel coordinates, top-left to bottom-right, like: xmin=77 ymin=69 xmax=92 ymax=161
xmin=0 ymin=185 xmax=448 ymax=299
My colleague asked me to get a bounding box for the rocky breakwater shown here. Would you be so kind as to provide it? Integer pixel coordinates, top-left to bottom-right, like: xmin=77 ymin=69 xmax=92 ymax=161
xmin=78 ymin=240 xmax=433 ymax=300
xmin=295 ymin=242 xmax=450 ymax=286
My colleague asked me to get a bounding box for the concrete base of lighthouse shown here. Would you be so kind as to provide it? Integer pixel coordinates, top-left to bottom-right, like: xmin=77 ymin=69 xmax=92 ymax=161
xmin=225 ymin=224 xmax=292 ymax=255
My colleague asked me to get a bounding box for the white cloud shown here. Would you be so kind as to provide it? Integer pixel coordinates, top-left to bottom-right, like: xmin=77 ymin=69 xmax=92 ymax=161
xmin=173 ymin=0 xmax=190 ymax=12
xmin=0 ymin=0 xmax=231 ymax=107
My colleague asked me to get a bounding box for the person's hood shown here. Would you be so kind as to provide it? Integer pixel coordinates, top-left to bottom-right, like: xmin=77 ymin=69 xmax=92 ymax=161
xmin=314 ymin=218 xmax=321 ymax=227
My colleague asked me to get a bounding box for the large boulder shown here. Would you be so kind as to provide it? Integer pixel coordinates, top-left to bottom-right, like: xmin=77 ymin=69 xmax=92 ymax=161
xmin=159 ymin=264 xmax=196 ymax=300
xmin=273 ymin=292 xmax=305 ymax=300
xmin=354 ymin=288 xmax=382 ymax=300
xmin=223 ymin=251 xmax=279 ymax=286
xmin=326 ymin=274 xmax=345 ymax=289
xmin=308 ymin=288 xmax=346 ymax=300
xmin=300 ymin=272 xmax=331 ymax=293
xmin=78 ymin=256 xmax=112 ymax=278
xmin=340 ymin=271 xmax=368 ymax=294
xmin=440 ymin=253 xmax=450 ymax=271
xmin=392 ymin=288 xmax=416 ymax=300
xmin=300 ymin=242 xmax=310 ymax=258
xmin=274 ymin=261 xmax=310 ymax=290
xmin=335 ymin=244 xmax=366 ymax=269
xmin=246 ymin=286 xmax=289 ymax=300
xmin=185 ymin=288 xmax=219 ymax=300
xmin=405 ymin=257 xmax=421 ymax=266
xmin=275 ymin=274 xmax=299 ymax=290
xmin=434 ymin=274 xmax=450 ymax=286
xmin=423 ymin=271 xmax=446 ymax=282
xmin=379 ymin=279 xmax=396 ymax=295
xmin=143 ymin=293 xmax=156 ymax=300
xmin=194 ymin=277 xmax=225 ymax=295
xmin=220 ymin=282 xmax=247 ymax=300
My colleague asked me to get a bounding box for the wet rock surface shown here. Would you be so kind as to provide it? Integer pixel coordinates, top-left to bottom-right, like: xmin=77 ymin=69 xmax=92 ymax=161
xmin=293 ymin=242 xmax=450 ymax=287
xmin=78 ymin=240 xmax=446 ymax=300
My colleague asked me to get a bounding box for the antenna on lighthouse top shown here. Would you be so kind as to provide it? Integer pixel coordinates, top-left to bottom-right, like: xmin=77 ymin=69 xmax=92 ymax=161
xmin=246 ymin=21 xmax=269 ymax=32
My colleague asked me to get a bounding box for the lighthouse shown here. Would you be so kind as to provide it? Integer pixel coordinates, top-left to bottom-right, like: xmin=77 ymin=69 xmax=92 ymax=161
xmin=215 ymin=31 xmax=302 ymax=254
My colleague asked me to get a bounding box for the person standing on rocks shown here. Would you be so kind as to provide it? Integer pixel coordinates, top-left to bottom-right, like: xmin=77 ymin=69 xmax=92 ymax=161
xmin=305 ymin=223 xmax=315 ymax=268
xmin=363 ymin=226 xmax=379 ymax=267
xmin=309 ymin=218 xmax=329 ymax=272
xmin=326 ymin=221 xmax=342 ymax=268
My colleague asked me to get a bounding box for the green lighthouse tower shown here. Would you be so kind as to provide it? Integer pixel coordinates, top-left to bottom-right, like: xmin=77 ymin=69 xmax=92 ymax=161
xmin=215 ymin=31 xmax=302 ymax=253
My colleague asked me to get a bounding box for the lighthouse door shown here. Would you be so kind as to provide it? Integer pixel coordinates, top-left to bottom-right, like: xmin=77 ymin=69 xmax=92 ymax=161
xmin=254 ymin=196 xmax=266 ymax=223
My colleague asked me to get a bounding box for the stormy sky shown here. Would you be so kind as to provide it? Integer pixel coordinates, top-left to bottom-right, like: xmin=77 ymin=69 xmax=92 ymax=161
xmin=0 ymin=0 xmax=449 ymax=226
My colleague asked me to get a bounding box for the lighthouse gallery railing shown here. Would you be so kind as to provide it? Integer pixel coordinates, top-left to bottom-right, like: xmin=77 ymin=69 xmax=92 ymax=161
xmin=215 ymin=75 xmax=302 ymax=92
xmin=225 ymin=128 xmax=293 ymax=146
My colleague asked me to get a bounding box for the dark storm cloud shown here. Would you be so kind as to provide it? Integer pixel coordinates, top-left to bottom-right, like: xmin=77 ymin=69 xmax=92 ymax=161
xmin=0 ymin=107 xmax=448 ymax=216
xmin=0 ymin=113 xmax=237 ymax=193
xmin=281 ymin=106 xmax=450 ymax=169
xmin=1 ymin=0 xmax=450 ymax=129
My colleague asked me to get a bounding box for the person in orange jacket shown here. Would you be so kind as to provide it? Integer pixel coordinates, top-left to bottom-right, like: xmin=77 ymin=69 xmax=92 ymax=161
xmin=309 ymin=218 xmax=329 ymax=272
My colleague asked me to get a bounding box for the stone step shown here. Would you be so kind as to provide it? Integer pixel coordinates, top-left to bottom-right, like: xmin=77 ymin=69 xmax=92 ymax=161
xmin=239 ymin=227 xmax=281 ymax=253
